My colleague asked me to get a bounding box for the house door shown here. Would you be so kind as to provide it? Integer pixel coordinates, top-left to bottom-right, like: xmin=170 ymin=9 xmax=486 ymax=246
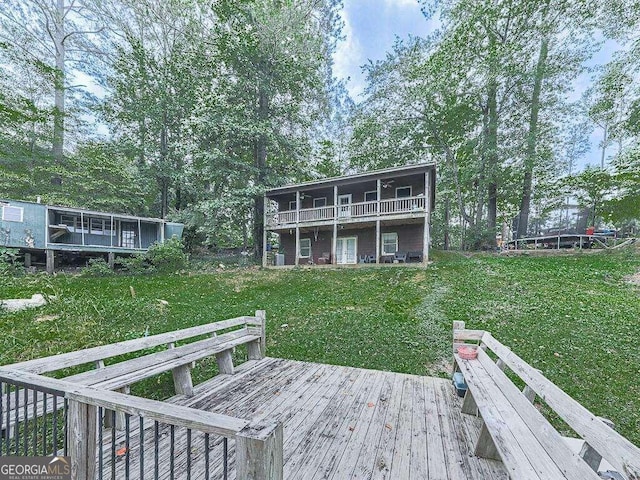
xmin=121 ymin=222 xmax=136 ymax=248
xmin=338 ymin=194 xmax=352 ymax=218
xmin=336 ymin=237 xmax=357 ymax=264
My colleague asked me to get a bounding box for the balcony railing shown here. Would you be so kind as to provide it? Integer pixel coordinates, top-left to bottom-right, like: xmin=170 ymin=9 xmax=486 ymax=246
xmin=266 ymin=195 xmax=426 ymax=227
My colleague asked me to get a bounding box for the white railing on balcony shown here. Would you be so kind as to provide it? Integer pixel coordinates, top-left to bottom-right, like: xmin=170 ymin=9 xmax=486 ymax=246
xmin=267 ymin=195 xmax=426 ymax=226
xmin=379 ymin=196 xmax=425 ymax=214
xmin=299 ymin=205 xmax=335 ymax=222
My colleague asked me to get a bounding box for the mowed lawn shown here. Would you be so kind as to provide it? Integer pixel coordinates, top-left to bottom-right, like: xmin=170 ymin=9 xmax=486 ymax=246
xmin=1 ymin=250 xmax=639 ymax=445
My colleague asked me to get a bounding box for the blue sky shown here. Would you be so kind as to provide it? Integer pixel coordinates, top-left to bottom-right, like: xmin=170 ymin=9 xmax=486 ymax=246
xmin=333 ymin=0 xmax=620 ymax=170
xmin=334 ymin=0 xmax=437 ymax=100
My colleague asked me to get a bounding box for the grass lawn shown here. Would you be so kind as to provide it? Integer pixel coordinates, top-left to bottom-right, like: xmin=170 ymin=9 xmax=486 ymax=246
xmin=1 ymin=249 xmax=639 ymax=446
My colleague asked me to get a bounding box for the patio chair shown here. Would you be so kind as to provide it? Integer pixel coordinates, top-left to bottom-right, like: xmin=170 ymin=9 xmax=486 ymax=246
xmin=358 ymin=254 xmax=376 ymax=263
xmin=394 ymin=252 xmax=407 ymax=263
xmin=317 ymin=252 xmax=331 ymax=265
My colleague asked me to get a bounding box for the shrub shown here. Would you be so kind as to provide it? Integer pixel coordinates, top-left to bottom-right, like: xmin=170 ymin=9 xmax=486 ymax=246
xmin=145 ymin=237 xmax=189 ymax=273
xmin=0 ymin=247 xmax=24 ymax=276
xmin=81 ymin=258 xmax=114 ymax=277
xmin=117 ymin=254 xmax=152 ymax=275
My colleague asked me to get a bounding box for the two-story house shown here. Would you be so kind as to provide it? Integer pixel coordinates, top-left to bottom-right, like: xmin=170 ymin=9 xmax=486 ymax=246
xmin=263 ymin=163 xmax=435 ymax=266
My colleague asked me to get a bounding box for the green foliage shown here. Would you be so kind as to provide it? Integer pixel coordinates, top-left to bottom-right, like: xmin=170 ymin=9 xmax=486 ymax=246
xmin=116 ymin=254 xmax=151 ymax=275
xmin=79 ymin=239 xmax=187 ymax=277
xmin=145 ymin=237 xmax=189 ymax=273
xmin=80 ymin=258 xmax=114 ymax=277
xmin=561 ymin=166 xmax=614 ymax=226
xmin=0 ymin=247 xmax=24 ymax=275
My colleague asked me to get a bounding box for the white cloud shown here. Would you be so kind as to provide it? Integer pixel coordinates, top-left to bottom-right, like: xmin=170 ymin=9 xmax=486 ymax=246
xmin=333 ymin=4 xmax=367 ymax=99
xmin=332 ymin=0 xmax=440 ymax=100
xmin=382 ymin=0 xmax=420 ymax=7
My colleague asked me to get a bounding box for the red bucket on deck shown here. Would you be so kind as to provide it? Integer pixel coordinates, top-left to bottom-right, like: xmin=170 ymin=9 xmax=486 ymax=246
xmin=457 ymin=346 xmax=478 ymax=360
xmin=586 ymin=226 xmax=595 ymax=235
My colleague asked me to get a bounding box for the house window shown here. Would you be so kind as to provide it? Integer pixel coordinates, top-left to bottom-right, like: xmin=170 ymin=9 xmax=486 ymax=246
xmin=313 ymin=197 xmax=327 ymax=208
xmin=382 ymin=232 xmax=398 ymax=255
xmin=288 ymin=200 xmax=297 ymax=211
xmin=299 ymin=238 xmax=311 ymax=258
xmin=364 ymin=191 xmax=377 ymax=202
xmin=122 ymin=229 xmax=136 ymax=248
xmin=60 ymin=215 xmax=76 ymax=227
xmin=2 ymin=205 xmax=23 ymax=222
xmin=90 ymin=218 xmax=104 ymax=234
xmin=396 ymin=186 xmax=412 ymax=198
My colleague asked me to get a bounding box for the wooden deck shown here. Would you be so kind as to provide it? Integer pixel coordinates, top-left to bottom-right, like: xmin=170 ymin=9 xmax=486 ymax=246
xmin=126 ymin=357 xmax=507 ymax=479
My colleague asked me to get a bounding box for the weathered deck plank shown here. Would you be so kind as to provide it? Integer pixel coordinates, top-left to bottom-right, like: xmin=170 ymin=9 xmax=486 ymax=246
xmin=92 ymin=358 xmax=508 ymax=479
xmin=423 ymin=376 xmax=449 ymax=479
xmin=346 ymin=374 xmax=401 ymax=479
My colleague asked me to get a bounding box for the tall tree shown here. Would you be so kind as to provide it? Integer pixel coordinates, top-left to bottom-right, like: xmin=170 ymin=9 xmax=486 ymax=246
xmin=0 ymin=0 xmax=104 ymax=173
xmin=98 ymin=0 xmax=210 ymax=217
xmin=514 ymin=0 xmax=597 ymax=237
xmin=204 ymin=0 xmax=342 ymax=256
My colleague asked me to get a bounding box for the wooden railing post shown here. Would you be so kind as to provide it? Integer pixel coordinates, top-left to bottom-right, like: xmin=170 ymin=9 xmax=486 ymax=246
xmin=579 ymin=417 xmax=615 ymax=471
xmin=68 ymin=400 xmax=97 ymax=480
xmin=247 ymin=311 xmax=266 ymax=360
xmin=259 ymin=310 xmax=266 ymax=357
xmin=168 ymin=343 xmax=194 ymax=396
xmin=236 ymin=421 xmax=283 ymax=480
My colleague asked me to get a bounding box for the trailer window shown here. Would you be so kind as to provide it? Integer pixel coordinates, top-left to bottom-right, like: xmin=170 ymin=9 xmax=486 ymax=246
xmin=2 ymin=206 xmax=23 ymax=222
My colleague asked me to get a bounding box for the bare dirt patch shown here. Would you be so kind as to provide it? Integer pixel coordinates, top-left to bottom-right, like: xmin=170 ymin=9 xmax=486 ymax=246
xmin=624 ymin=272 xmax=640 ymax=286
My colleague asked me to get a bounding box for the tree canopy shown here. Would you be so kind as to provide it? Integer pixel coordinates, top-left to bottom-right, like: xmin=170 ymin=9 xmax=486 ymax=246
xmin=0 ymin=0 xmax=638 ymax=251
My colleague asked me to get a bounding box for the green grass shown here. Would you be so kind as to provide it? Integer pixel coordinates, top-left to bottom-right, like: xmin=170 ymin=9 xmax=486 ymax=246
xmin=1 ymin=250 xmax=639 ymax=445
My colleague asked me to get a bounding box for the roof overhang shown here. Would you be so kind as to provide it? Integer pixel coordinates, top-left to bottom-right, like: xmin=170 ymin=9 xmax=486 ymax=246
xmin=265 ymin=162 xmax=436 ymax=196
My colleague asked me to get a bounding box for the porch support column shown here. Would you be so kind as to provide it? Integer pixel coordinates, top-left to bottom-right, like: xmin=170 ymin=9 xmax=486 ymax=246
xmin=295 ymin=191 xmax=301 ymax=266
xmin=80 ymin=212 xmax=85 ymax=246
xmin=46 ymin=249 xmax=55 ymax=274
xmin=295 ymin=226 xmax=300 ymax=266
xmin=376 ymin=219 xmax=381 ymax=264
xmin=262 ymin=194 xmax=268 ymax=268
xmin=110 ymin=215 xmax=114 ymax=247
xmin=138 ymin=218 xmax=142 ymax=249
xmin=332 ymin=185 xmax=338 ymax=264
xmin=376 ymin=179 xmax=381 ymax=264
xmin=423 ymin=170 xmax=432 ymax=264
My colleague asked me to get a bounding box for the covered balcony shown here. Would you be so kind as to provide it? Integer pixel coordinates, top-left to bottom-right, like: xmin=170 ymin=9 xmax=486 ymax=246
xmin=266 ymin=195 xmax=427 ymax=228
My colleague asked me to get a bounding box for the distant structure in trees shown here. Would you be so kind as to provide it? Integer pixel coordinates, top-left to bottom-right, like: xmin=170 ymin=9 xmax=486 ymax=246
xmin=0 ymin=198 xmax=183 ymax=272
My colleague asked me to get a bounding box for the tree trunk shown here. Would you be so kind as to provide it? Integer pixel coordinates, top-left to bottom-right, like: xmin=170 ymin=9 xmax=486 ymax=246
xmin=600 ymin=124 xmax=607 ymax=169
xmin=253 ymin=89 xmax=269 ymax=259
xmin=475 ymin=106 xmax=489 ymax=229
xmin=160 ymin=111 xmax=169 ymax=218
xmin=516 ymin=36 xmax=549 ymax=238
xmin=52 ymin=0 xmax=65 ymax=183
xmin=486 ymin=78 xmax=498 ymax=244
xmin=429 ymin=125 xmax=473 ymax=228
xmin=444 ymin=195 xmax=450 ymax=250
xmin=139 ymin=119 xmax=147 ymax=168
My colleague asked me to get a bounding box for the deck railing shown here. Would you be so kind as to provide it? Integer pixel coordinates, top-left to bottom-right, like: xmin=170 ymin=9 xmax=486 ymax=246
xmin=0 ymin=369 xmax=282 ymax=480
xmin=267 ymin=195 xmax=426 ymax=226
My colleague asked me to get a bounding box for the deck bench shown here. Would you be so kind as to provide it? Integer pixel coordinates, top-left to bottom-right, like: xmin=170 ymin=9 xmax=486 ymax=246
xmin=2 ymin=312 xmax=266 ymax=434
xmin=453 ymin=321 xmax=640 ymax=480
